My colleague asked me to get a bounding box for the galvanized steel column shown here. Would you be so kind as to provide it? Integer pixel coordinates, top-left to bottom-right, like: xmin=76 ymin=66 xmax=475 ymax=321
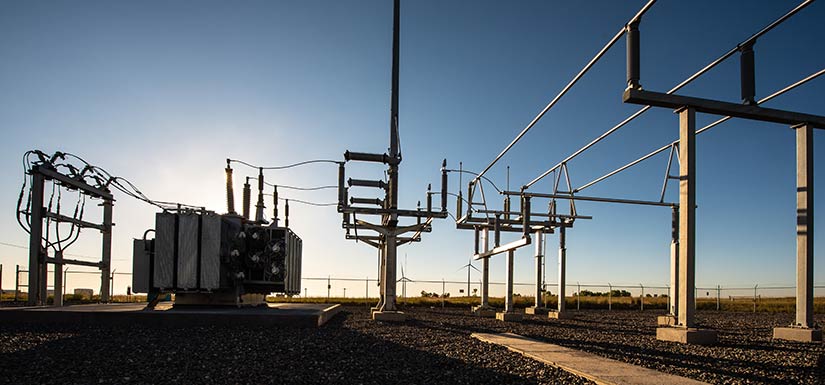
xmin=480 ymin=228 xmax=490 ymax=308
xmin=505 ymin=250 xmax=514 ymax=313
xmin=558 ymin=226 xmax=567 ymax=313
xmin=794 ymin=123 xmax=814 ymax=328
xmin=100 ymin=199 xmax=113 ymax=302
xmin=677 ymin=107 xmax=696 ymax=328
xmin=27 ymin=172 xmax=44 ymax=306
xmin=534 ymin=230 xmax=543 ymax=308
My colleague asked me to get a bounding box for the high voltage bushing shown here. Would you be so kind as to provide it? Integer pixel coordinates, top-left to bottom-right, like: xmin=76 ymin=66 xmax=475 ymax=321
xmin=521 ymin=196 xmax=531 ymax=238
xmin=242 ymin=177 xmax=251 ymax=220
xmin=626 ymin=19 xmax=641 ymax=90
xmin=426 ymin=183 xmax=432 ymax=212
xmin=225 ymin=160 xmax=235 ymax=214
xmin=739 ymin=40 xmax=756 ymax=105
xmin=337 ymin=163 xmax=346 ymax=208
xmin=273 ymin=186 xmax=279 ymax=226
xmin=440 ymin=159 xmax=447 ymax=212
xmin=456 ymin=190 xmax=463 ymax=218
xmin=255 ymin=167 xmax=265 ymax=222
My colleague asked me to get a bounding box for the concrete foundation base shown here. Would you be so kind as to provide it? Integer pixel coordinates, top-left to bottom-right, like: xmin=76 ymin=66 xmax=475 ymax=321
xmin=525 ymin=306 xmax=549 ymax=315
xmin=496 ymin=312 xmax=523 ymax=322
xmin=547 ymin=311 xmax=574 ymax=319
xmin=773 ymin=327 xmax=823 ymax=342
xmin=471 ymin=306 xmax=497 ymax=318
xmin=372 ymin=310 xmax=406 ymax=322
xmin=656 ymin=327 xmax=717 ymax=345
xmin=657 ymin=315 xmax=677 ymax=326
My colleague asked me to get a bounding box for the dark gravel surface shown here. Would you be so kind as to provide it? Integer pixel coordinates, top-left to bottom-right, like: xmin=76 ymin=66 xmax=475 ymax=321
xmin=0 ymin=306 xmax=592 ymax=385
xmin=2 ymin=306 xmax=823 ymax=384
xmin=398 ymin=307 xmax=825 ymax=385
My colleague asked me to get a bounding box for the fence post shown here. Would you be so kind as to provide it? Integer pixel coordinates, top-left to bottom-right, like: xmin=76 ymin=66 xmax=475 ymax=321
xmin=576 ymin=282 xmax=580 ymax=311
xmin=442 ymin=279 xmax=446 ymax=308
xmin=666 ymin=284 xmax=670 ymax=314
xmin=640 ymin=284 xmax=644 ymax=311
xmin=716 ymin=285 xmax=720 ymax=311
xmin=753 ymin=284 xmax=758 ymax=313
xmin=14 ymin=265 xmax=19 ymax=302
xmin=110 ymin=269 xmax=116 ymax=302
xmin=608 ymin=283 xmax=612 ymax=311
xmin=327 ymin=276 xmax=331 ymax=303
xmin=0 ymin=264 xmax=3 ymax=299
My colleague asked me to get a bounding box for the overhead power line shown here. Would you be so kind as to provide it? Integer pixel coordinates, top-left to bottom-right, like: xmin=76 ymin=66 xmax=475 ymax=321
xmin=472 ymin=0 xmax=657 ymax=186
xmin=523 ymin=0 xmax=815 ymax=189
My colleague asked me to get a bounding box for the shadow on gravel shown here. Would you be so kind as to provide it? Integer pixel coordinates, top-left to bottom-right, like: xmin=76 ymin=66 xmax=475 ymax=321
xmin=0 ymin=310 xmax=545 ymax=385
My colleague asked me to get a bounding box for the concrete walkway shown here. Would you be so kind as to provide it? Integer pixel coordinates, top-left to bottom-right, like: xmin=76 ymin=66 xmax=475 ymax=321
xmin=471 ymin=332 xmax=708 ymax=385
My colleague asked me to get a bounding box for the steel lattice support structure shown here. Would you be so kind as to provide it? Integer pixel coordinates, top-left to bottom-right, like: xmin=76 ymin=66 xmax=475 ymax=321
xmin=26 ymin=165 xmax=114 ymax=306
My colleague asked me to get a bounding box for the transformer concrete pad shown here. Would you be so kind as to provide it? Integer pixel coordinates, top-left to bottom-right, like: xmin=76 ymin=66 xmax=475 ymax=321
xmin=0 ymin=302 xmax=342 ymax=328
xmin=496 ymin=312 xmax=523 ymax=322
xmin=548 ymin=311 xmax=574 ymax=319
xmin=525 ymin=307 xmax=548 ymax=315
xmin=773 ymin=327 xmax=823 ymax=342
xmin=372 ymin=310 xmax=406 ymax=322
xmin=657 ymin=315 xmax=677 ymax=326
xmin=471 ymin=306 xmax=497 ymax=318
xmin=473 ymin=332 xmax=709 ymax=385
xmin=656 ymin=327 xmax=717 ymax=345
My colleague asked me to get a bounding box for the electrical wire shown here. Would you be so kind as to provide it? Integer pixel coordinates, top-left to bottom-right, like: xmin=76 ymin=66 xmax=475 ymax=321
xmin=229 ymin=158 xmax=342 ymax=170
xmin=472 ymin=0 xmax=657 ymax=185
xmin=575 ymin=67 xmax=825 ymax=192
xmin=524 ymin=0 xmax=815 ymax=189
xmin=247 ymin=177 xmax=336 ymax=191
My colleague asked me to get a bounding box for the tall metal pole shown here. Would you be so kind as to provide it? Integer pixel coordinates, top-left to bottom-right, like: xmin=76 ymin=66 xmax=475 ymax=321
xmin=677 ymin=107 xmax=696 ymax=328
xmin=794 ymin=123 xmax=814 ymax=328
xmin=558 ymin=226 xmax=567 ymax=314
xmin=505 ymin=250 xmax=514 ymax=313
xmin=27 ymin=172 xmax=44 ymax=306
xmin=534 ymin=229 xmax=543 ymax=308
xmin=100 ymin=199 xmax=113 ymax=303
xmin=54 ymin=251 xmax=63 ymax=306
xmin=480 ymin=228 xmax=490 ymax=308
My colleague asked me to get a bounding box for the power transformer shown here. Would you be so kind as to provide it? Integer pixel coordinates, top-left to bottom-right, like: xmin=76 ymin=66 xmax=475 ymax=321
xmin=132 ymin=211 xmax=301 ymax=305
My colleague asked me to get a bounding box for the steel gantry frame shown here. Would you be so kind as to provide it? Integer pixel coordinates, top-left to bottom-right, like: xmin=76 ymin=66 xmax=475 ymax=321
xmin=623 ymin=3 xmax=823 ymax=344
xmin=26 ymin=165 xmax=114 ymax=306
xmin=337 ymin=0 xmax=448 ymax=322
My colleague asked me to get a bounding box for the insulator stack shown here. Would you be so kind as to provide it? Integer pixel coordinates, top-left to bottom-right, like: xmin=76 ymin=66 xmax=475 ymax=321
xmin=242 ymin=177 xmax=251 ymax=220
xmin=225 ymin=160 xmax=235 ymax=214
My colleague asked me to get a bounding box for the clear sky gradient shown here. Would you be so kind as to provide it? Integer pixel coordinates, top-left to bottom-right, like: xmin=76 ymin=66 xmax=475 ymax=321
xmin=0 ymin=0 xmax=822 ymax=297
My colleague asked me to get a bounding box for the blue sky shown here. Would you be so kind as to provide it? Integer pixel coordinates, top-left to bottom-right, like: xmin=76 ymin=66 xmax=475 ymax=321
xmin=0 ymin=0 xmax=822 ymax=297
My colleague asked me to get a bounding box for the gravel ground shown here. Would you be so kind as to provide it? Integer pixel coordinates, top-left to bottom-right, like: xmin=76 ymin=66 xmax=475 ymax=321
xmin=391 ymin=307 xmax=825 ymax=385
xmin=0 ymin=306 xmax=592 ymax=385
xmin=1 ymin=306 xmax=822 ymax=384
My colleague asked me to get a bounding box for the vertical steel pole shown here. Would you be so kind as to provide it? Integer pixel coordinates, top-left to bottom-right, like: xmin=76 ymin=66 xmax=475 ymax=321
xmin=63 ymin=268 xmax=68 ymax=297
xmin=480 ymin=228 xmax=490 ymax=308
xmin=558 ymin=227 xmax=567 ymax=313
xmin=505 ymin=250 xmax=514 ymax=313
xmin=100 ymin=199 xmax=113 ymax=303
xmin=442 ymin=279 xmax=445 ymax=308
xmin=670 ymin=206 xmax=679 ymax=316
xmin=716 ymin=285 xmax=720 ymax=311
xmin=640 ymin=284 xmax=644 ymax=311
xmin=382 ymin=234 xmax=398 ymax=311
xmin=677 ymin=107 xmax=696 ymax=328
xmin=14 ymin=265 xmax=19 ymax=302
xmin=327 ymin=276 xmax=331 ymax=302
xmin=534 ymin=229 xmax=543 ymax=308
xmin=608 ymin=283 xmax=613 ymax=311
xmin=794 ymin=123 xmax=814 ymax=328
xmin=28 ymin=172 xmax=45 ymax=306
xmin=54 ymin=251 xmax=63 ymax=306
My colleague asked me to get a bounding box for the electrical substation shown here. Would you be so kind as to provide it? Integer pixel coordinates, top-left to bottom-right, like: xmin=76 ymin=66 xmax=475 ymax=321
xmin=3 ymin=0 xmax=824 ymax=383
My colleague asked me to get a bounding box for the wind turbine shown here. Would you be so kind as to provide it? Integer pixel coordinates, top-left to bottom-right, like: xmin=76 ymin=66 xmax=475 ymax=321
xmin=457 ymin=256 xmax=482 ymax=297
xmin=399 ymin=253 xmax=411 ymax=302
